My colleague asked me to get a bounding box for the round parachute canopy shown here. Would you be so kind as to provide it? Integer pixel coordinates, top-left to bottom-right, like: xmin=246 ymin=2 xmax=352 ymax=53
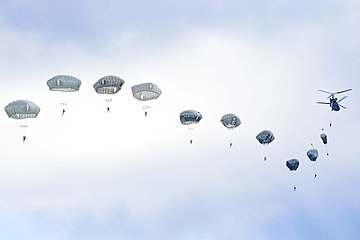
xmin=93 ymin=75 xmax=125 ymax=94
xmin=4 ymin=100 xmax=40 ymax=119
xmin=256 ymin=130 xmax=275 ymax=145
xmin=286 ymin=159 xmax=300 ymax=171
xmin=131 ymin=82 xmax=161 ymax=101
xmin=47 ymin=75 xmax=82 ymax=92
xmin=180 ymin=110 xmax=202 ymax=125
xmin=320 ymin=133 xmax=328 ymax=144
xmin=307 ymin=149 xmax=319 ymax=162
xmin=220 ymin=113 xmax=241 ymax=129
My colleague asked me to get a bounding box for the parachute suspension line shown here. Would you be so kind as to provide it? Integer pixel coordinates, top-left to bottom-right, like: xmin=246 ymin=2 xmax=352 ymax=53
xmin=329 ymin=110 xmax=332 ymax=127
xmin=228 ymin=129 xmax=234 ymax=148
xmin=324 ymin=145 xmax=329 ymax=156
xmin=105 ymin=99 xmax=112 ymax=113
xmin=293 ymin=172 xmax=297 ymax=192
xmin=313 ymin=163 xmax=318 ymax=179
xmin=188 ymin=127 xmax=194 ymax=144
xmin=263 ymin=146 xmax=268 ymax=161
xmin=60 ymin=102 xmax=67 ymax=116
xmin=20 ymin=124 xmax=28 ymax=143
xmin=143 ymin=106 xmax=149 ymax=117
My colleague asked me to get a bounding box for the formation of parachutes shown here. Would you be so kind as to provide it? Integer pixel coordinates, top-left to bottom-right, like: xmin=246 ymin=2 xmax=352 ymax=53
xmin=4 ymin=74 xmax=337 ymax=191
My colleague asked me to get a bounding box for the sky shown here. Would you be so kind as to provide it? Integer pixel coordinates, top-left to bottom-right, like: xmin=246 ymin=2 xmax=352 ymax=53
xmin=0 ymin=0 xmax=359 ymax=239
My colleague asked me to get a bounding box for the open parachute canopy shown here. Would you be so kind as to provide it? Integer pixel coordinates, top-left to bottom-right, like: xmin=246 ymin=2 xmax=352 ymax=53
xmin=180 ymin=110 xmax=202 ymax=125
xmin=220 ymin=113 xmax=241 ymax=129
xmin=47 ymin=75 xmax=82 ymax=92
xmin=4 ymin=100 xmax=40 ymax=119
xmin=286 ymin=159 xmax=300 ymax=171
xmin=131 ymin=82 xmax=162 ymax=101
xmin=307 ymin=148 xmax=319 ymax=162
xmin=93 ymin=75 xmax=125 ymax=94
xmin=320 ymin=133 xmax=328 ymax=144
xmin=256 ymin=130 xmax=275 ymax=145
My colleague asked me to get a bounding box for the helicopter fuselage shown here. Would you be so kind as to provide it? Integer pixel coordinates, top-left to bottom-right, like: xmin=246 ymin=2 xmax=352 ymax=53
xmin=330 ymin=98 xmax=340 ymax=111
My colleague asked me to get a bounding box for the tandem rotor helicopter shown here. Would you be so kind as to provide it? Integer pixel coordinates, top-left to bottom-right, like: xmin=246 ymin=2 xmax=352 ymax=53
xmin=317 ymin=88 xmax=352 ymax=127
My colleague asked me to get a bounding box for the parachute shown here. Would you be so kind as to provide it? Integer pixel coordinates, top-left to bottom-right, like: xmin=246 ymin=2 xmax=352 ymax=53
xmin=306 ymin=148 xmax=319 ymax=162
xmin=47 ymin=75 xmax=82 ymax=116
xmin=180 ymin=110 xmax=202 ymax=144
xmin=286 ymin=159 xmax=300 ymax=171
xmin=256 ymin=130 xmax=275 ymax=160
xmin=4 ymin=100 xmax=40 ymax=142
xmin=4 ymin=100 xmax=40 ymax=119
xmin=320 ymin=133 xmax=327 ymax=144
xmin=256 ymin=130 xmax=275 ymax=145
xmin=47 ymin=75 xmax=81 ymax=92
xmin=221 ymin=113 xmax=241 ymax=129
xmin=286 ymin=158 xmax=300 ymax=191
xmin=93 ymin=75 xmax=125 ymax=113
xmin=220 ymin=113 xmax=241 ymax=148
xmin=131 ymin=82 xmax=162 ymax=116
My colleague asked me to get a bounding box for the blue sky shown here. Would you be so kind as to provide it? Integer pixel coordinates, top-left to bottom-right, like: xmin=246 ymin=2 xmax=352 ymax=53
xmin=0 ymin=0 xmax=359 ymax=239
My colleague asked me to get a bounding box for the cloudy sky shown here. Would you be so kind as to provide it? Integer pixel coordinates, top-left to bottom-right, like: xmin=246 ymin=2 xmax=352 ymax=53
xmin=0 ymin=0 xmax=359 ymax=239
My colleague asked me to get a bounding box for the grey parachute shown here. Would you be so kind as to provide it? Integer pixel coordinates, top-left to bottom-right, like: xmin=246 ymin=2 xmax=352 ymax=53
xmin=320 ymin=133 xmax=328 ymax=144
xmin=180 ymin=110 xmax=202 ymax=125
xmin=131 ymin=82 xmax=162 ymax=116
xmin=47 ymin=75 xmax=82 ymax=116
xmin=47 ymin=75 xmax=82 ymax=92
xmin=256 ymin=130 xmax=275 ymax=145
xmin=221 ymin=113 xmax=241 ymax=129
xmin=131 ymin=82 xmax=161 ymax=101
xmin=221 ymin=113 xmax=241 ymax=148
xmin=307 ymin=148 xmax=319 ymax=162
xmin=93 ymin=75 xmax=125 ymax=113
xmin=4 ymin=100 xmax=40 ymax=142
xmin=180 ymin=110 xmax=202 ymax=144
xmin=286 ymin=159 xmax=300 ymax=171
xmin=93 ymin=75 xmax=125 ymax=94
xmin=5 ymin=100 xmax=40 ymax=119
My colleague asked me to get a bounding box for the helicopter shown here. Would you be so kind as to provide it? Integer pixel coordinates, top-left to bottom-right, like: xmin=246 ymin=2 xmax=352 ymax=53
xmin=317 ymin=89 xmax=352 ymax=111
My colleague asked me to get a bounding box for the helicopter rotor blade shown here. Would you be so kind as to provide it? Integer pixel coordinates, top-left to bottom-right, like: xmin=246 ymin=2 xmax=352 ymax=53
xmin=317 ymin=102 xmax=330 ymax=105
xmin=318 ymin=89 xmax=333 ymax=94
xmin=339 ymin=104 xmax=347 ymax=109
xmin=338 ymin=96 xmax=348 ymax=103
xmin=335 ymin=88 xmax=352 ymax=94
